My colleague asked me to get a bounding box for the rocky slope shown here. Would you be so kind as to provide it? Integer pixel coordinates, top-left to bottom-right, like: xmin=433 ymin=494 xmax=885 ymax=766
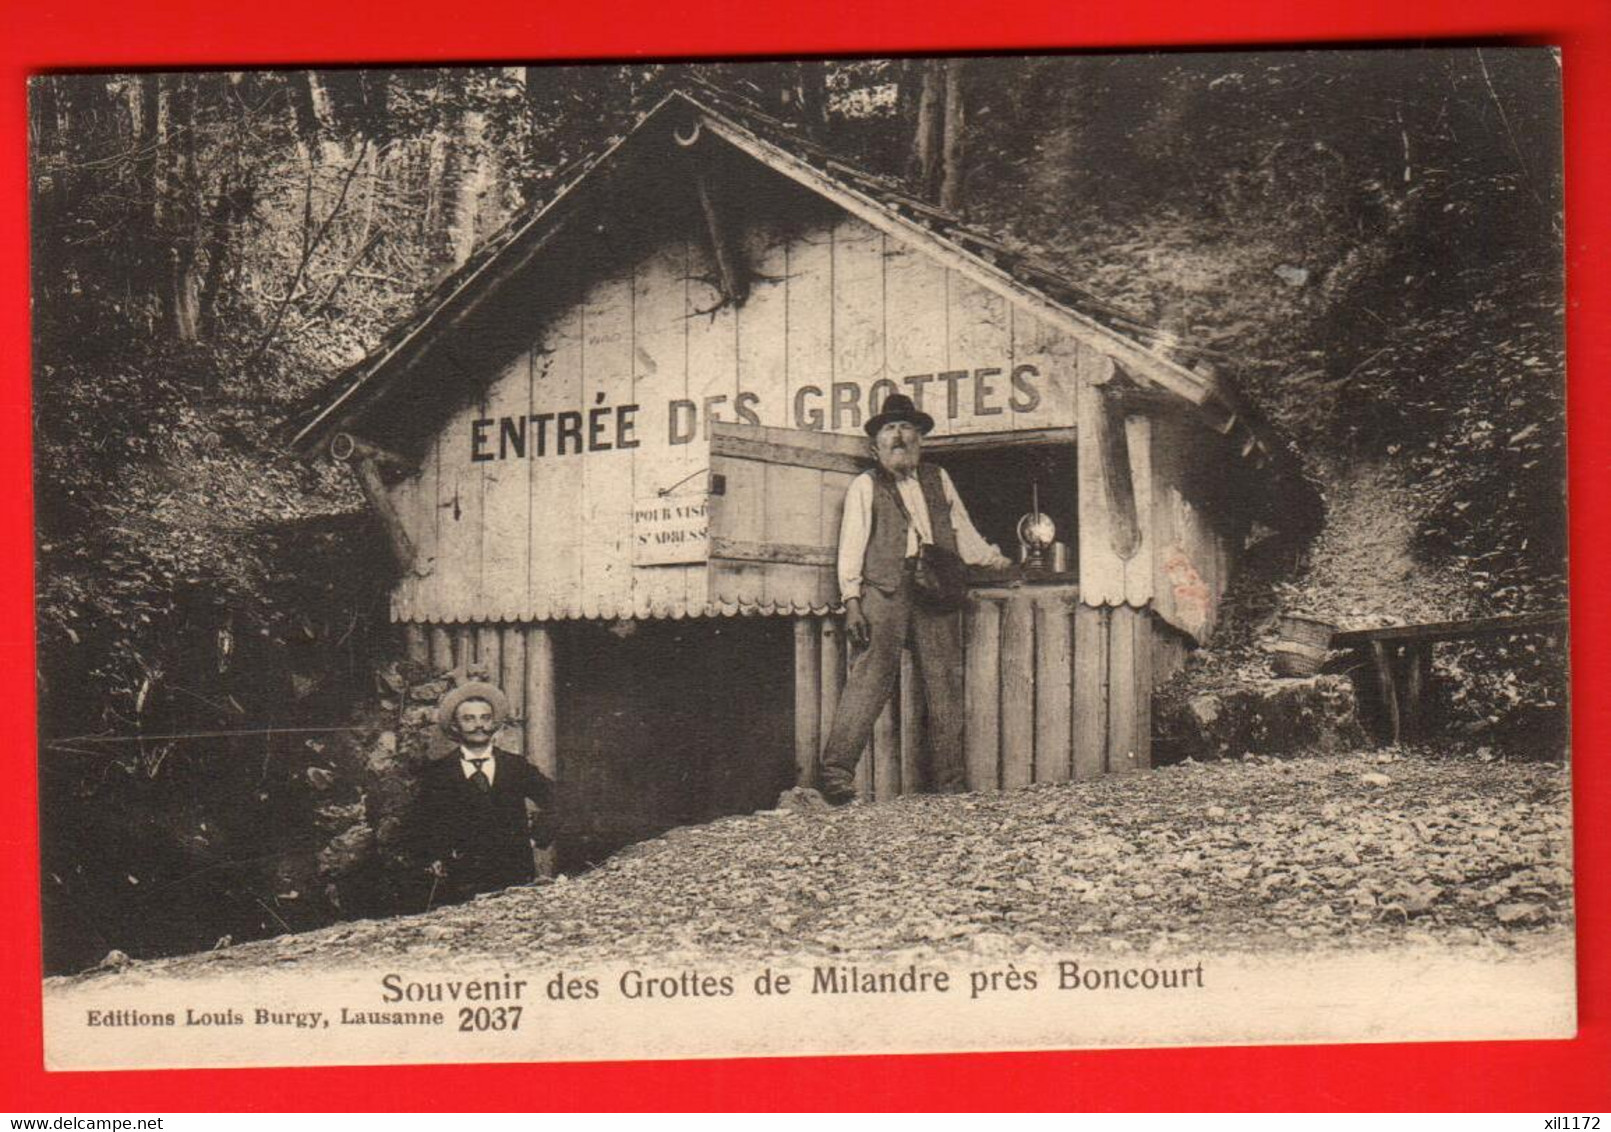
xmin=67 ymin=743 xmax=1573 ymax=983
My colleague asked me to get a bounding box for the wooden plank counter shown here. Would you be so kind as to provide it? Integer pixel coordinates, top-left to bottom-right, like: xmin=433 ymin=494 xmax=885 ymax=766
xmin=797 ymin=579 xmax=1165 ymax=799
xmin=962 ymin=579 xmax=1080 ymax=794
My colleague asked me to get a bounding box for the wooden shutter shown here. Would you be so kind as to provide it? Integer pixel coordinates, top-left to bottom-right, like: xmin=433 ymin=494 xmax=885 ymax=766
xmin=707 ymin=421 xmax=870 ymax=610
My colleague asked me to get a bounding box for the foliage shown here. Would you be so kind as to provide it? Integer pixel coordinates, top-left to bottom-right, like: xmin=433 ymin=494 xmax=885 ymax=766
xmin=948 ymin=51 xmax=1565 ymax=737
xmin=31 ymin=53 xmax=1568 ymax=967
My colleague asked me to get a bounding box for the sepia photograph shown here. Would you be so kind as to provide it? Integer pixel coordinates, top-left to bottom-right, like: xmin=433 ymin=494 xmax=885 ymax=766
xmin=31 ymin=50 xmax=1573 ymax=1069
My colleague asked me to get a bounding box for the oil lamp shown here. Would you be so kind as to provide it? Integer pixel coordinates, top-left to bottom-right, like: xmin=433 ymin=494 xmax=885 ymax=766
xmin=1017 ymin=482 xmax=1058 ymax=574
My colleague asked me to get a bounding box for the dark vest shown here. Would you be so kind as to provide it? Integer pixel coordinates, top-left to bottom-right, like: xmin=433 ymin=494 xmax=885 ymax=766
xmin=862 ymin=463 xmax=959 ymax=594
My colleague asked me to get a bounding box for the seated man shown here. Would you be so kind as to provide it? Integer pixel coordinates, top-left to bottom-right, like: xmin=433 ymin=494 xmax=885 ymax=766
xmin=416 ymin=680 xmax=555 ymax=906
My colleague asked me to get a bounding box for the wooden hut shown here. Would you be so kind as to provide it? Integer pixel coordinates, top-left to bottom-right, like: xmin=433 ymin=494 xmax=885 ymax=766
xmin=289 ymin=89 xmax=1319 ymax=863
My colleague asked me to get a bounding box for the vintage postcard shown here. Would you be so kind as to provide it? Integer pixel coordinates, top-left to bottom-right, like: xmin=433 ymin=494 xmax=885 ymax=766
xmin=33 ymin=50 xmax=1572 ymax=1069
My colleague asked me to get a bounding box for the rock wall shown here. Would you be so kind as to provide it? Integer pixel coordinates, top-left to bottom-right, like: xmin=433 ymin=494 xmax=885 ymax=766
xmin=306 ymin=660 xmax=462 ymax=918
xmin=1157 ymin=674 xmax=1368 ymax=763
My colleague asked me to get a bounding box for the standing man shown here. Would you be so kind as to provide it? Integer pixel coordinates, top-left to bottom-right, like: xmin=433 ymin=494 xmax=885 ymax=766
xmin=416 ymin=679 xmax=555 ymax=905
xmin=817 ymin=393 xmax=1015 ymax=804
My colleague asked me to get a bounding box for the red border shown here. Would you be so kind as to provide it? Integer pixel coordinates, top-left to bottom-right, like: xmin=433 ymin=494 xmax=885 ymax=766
xmin=5 ymin=0 xmax=1608 ymax=1112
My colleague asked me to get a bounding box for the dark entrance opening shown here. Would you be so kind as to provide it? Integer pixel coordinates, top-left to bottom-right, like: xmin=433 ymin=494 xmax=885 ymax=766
xmin=553 ymin=616 xmax=795 ymax=871
xmin=931 ymin=441 xmax=1078 ymax=572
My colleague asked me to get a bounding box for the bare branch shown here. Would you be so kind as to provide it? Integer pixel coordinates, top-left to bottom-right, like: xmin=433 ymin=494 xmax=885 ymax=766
xmin=244 ymin=136 xmax=371 ymax=368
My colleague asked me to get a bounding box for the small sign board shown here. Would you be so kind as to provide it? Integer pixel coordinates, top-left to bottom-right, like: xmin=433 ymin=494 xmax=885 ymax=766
xmin=632 ymin=495 xmax=709 ymax=565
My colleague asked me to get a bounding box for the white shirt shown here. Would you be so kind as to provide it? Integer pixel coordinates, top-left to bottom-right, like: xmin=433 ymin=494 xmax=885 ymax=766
xmin=459 ymin=748 xmax=497 ymax=786
xmin=837 ymin=465 xmax=1012 ymax=601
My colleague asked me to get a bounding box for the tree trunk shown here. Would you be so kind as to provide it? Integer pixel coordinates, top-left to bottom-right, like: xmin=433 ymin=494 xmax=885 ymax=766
xmin=440 ymin=108 xmax=491 ymax=271
xmin=27 ymin=76 xmax=60 ymax=155
xmin=910 ymin=60 xmax=945 ymax=198
xmin=197 ymin=177 xmax=253 ymax=339
xmin=290 ymin=70 xmax=324 ymax=144
xmin=155 ymin=74 xmax=201 ymax=342
xmin=938 ymin=58 xmax=967 ymax=213
xmin=128 ymin=74 xmax=160 ymax=332
xmin=790 ymin=61 xmax=829 ymax=133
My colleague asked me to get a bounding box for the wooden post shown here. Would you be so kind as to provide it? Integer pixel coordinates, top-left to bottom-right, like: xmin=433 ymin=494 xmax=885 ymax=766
xmin=453 ymin=626 xmax=475 ymax=672
xmin=1129 ymin=609 xmax=1153 ymax=770
xmin=1034 ymin=594 xmax=1074 ymax=784
xmin=1371 ymin=640 xmax=1402 ymax=744
xmin=428 ymin=625 xmax=454 ymax=673
xmin=1076 ymin=346 xmax=1127 ymax=609
xmin=692 ymin=169 xmax=748 ymax=306
xmin=964 ymin=598 xmax=1001 ymax=792
xmin=350 ymin=455 xmax=417 ymax=574
xmin=1105 ymin=606 xmax=1151 ymax=772
xmin=500 ymin=625 xmax=527 ymax=755
xmin=1106 ymin=607 xmax=1136 ymax=773
xmin=868 ymin=697 xmax=895 ymax=802
xmin=1121 ymin=414 xmax=1153 ymax=604
xmin=1072 ymin=604 xmax=1109 ymax=779
xmin=522 ymin=623 xmax=557 ymax=878
xmin=794 ymin=618 xmax=822 ymax=788
xmin=899 ymin=649 xmax=923 ymax=795
xmin=818 ymin=616 xmax=845 ymax=788
xmin=1098 ymin=398 xmax=1140 ymax=561
xmin=477 ymin=626 xmax=501 ymax=688
xmin=1398 ymin=642 xmax=1432 ymax=743
xmin=675 ymin=119 xmax=748 ymax=306
xmin=329 ymin=434 xmax=421 ymax=576
xmin=1407 ymin=644 xmax=1433 ymax=741
xmin=404 ymin=623 xmax=428 ymax=665
xmin=523 ymin=625 xmax=557 ymax=778
xmin=1000 ymin=593 xmax=1035 ymax=790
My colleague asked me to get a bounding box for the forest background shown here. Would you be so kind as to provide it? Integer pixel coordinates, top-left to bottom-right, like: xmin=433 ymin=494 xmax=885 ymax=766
xmin=29 ymin=53 xmax=1566 ymax=973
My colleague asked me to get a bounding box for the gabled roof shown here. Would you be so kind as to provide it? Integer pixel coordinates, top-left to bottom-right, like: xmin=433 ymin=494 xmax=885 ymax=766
xmin=287 ymin=86 xmax=1319 ymax=528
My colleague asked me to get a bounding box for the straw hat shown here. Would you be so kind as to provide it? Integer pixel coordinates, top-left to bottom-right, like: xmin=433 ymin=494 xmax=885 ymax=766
xmin=437 ymin=680 xmax=510 ymax=735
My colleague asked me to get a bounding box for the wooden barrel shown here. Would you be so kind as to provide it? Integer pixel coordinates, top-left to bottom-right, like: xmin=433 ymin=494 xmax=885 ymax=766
xmin=1271 ymin=613 xmax=1335 ymax=678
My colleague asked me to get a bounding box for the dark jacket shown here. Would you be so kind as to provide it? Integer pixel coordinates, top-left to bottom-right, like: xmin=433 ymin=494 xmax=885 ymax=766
xmin=415 ymin=748 xmax=555 ymax=903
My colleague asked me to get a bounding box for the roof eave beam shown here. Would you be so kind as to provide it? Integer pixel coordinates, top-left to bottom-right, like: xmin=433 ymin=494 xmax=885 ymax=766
xmin=677 ymin=120 xmax=749 ymax=306
xmin=330 ymin=432 xmax=428 ymax=576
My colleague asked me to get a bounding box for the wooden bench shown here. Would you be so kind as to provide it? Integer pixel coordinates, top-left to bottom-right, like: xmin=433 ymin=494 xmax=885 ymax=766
xmin=1330 ymin=611 xmax=1568 ymax=744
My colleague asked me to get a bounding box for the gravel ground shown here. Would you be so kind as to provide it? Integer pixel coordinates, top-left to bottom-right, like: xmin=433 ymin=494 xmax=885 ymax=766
xmin=81 ymin=743 xmax=1573 ymax=982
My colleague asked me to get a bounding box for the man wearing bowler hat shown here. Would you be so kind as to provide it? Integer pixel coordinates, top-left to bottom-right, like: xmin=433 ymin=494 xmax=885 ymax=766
xmin=416 ymin=679 xmax=556 ymax=905
xmin=817 ymin=393 xmax=1014 ymax=805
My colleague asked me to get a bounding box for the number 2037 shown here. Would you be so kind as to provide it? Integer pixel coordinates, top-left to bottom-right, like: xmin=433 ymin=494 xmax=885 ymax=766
xmin=459 ymin=1005 xmax=522 ymax=1032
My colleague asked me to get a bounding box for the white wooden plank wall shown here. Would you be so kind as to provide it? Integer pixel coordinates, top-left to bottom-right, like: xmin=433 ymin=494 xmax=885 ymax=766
xmin=947 ymin=274 xmax=1011 ymax=437
xmin=437 ymin=398 xmax=485 ymax=621
xmin=632 ymin=238 xmax=701 ymax=616
xmin=480 ymin=352 xmax=532 ymax=622
xmin=785 ymin=227 xmax=843 ymax=610
xmin=532 ymin=305 xmax=585 ymax=617
xmin=579 ymin=272 xmax=635 ymax=617
xmin=739 ymin=225 xmax=794 ymax=606
xmin=388 ymin=215 xmax=1088 ymax=624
